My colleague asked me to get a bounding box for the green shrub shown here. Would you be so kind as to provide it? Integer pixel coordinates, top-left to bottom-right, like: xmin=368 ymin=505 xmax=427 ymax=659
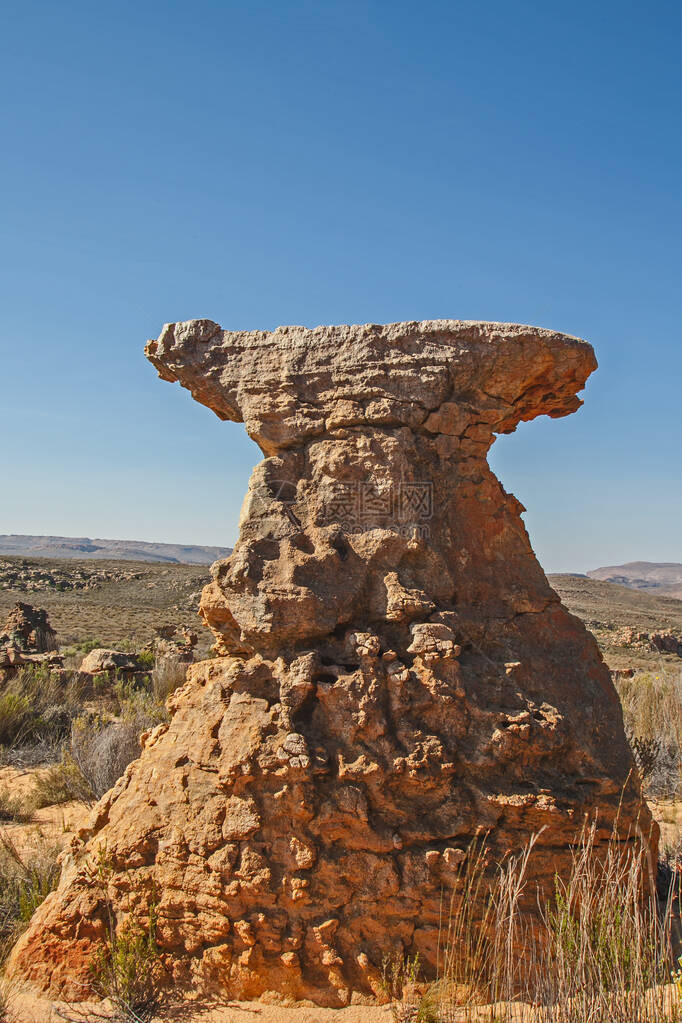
xmin=89 ymin=851 xmax=162 ymax=1022
xmin=0 ymin=693 xmax=33 ymax=748
xmin=0 ymin=667 xmax=83 ymax=755
xmin=78 ymin=638 xmax=103 ymax=655
xmin=135 ymin=649 xmax=155 ymax=670
xmin=32 ymin=750 xmax=94 ymax=807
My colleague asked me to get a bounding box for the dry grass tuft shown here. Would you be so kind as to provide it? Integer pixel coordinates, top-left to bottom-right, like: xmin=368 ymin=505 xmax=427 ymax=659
xmin=616 ymin=669 xmax=682 ymax=799
xmin=0 ymin=828 xmax=61 ymax=966
xmin=391 ymin=822 xmax=680 ymax=1022
xmin=33 ymin=685 xmax=168 ymax=807
xmin=0 ymin=787 xmax=34 ymax=825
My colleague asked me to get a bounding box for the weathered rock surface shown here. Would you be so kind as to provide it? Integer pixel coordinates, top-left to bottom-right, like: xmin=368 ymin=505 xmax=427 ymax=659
xmin=1 ymin=602 xmax=58 ymax=653
xmin=615 ymin=626 xmax=682 ymax=656
xmin=10 ymin=320 xmax=654 ymax=1005
xmin=78 ymin=648 xmax=141 ymax=675
xmin=0 ymin=602 xmax=62 ymax=678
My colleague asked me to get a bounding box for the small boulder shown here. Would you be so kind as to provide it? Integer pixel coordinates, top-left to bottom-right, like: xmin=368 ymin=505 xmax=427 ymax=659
xmin=79 ymin=648 xmax=140 ymax=675
xmin=648 ymin=630 xmax=682 ymax=656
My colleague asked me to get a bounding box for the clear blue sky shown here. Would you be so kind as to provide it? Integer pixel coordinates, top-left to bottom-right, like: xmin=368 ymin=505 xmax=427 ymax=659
xmin=1 ymin=0 xmax=680 ymax=573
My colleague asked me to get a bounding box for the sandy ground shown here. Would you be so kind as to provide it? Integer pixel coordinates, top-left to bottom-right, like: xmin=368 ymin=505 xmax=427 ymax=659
xmin=7 ymin=989 xmax=396 ymax=1023
xmin=10 ymin=989 xmax=680 ymax=1022
xmin=0 ymin=765 xmax=90 ymax=862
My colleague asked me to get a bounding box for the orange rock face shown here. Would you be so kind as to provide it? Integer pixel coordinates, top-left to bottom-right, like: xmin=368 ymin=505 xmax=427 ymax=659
xmin=9 ymin=320 xmax=654 ymax=1005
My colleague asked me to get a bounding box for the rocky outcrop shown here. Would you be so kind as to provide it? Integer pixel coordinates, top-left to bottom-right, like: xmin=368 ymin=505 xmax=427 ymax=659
xmin=150 ymin=625 xmax=197 ymax=698
xmin=9 ymin=320 xmax=654 ymax=1005
xmin=152 ymin=624 xmax=197 ymax=662
xmin=0 ymin=559 xmax=144 ymax=593
xmin=0 ymin=602 xmax=58 ymax=653
xmin=649 ymin=630 xmax=682 ymax=655
xmin=74 ymin=649 xmax=157 ymax=697
xmin=615 ymin=626 xmax=682 ymax=656
xmin=610 ymin=667 xmax=635 ymax=681
xmin=0 ymin=603 xmax=62 ymax=679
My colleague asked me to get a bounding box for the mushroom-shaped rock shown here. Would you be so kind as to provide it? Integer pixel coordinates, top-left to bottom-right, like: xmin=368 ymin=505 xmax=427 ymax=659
xmin=9 ymin=320 xmax=654 ymax=1007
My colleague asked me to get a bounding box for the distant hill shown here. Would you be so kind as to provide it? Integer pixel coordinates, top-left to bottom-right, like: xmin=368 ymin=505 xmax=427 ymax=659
xmin=587 ymin=562 xmax=682 ymax=599
xmin=0 ymin=534 xmax=232 ymax=566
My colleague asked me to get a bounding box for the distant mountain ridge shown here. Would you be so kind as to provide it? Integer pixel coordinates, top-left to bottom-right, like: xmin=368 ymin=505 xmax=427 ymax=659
xmin=587 ymin=561 xmax=682 ymax=599
xmin=0 ymin=534 xmax=232 ymax=565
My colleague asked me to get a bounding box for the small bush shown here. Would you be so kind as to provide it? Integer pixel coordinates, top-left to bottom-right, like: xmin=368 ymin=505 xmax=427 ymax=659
xmin=629 ymin=734 xmax=662 ymax=784
xmin=151 ymin=655 xmax=187 ymax=703
xmin=75 ymin=690 xmax=167 ymax=801
xmin=0 ymin=787 xmax=33 ymax=824
xmin=89 ymin=851 xmax=162 ymax=1023
xmin=34 ymin=688 xmax=168 ymax=806
xmin=0 ymin=693 xmax=33 ymax=748
xmin=91 ymin=917 xmax=161 ymax=1023
xmin=70 ymin=713 xmax=142 ymax=800
xmin=78 ymin=639 xmax=103 ymax=655
xmin=32 ymin=750 xmax=94 ymax=807
xmin=382 ymin=953 xmax=438 ymax=1022
xmin=0 ymin=666 xmax=83 ymax=757
xmin=135 ymin=649 xmax=155 ymax=671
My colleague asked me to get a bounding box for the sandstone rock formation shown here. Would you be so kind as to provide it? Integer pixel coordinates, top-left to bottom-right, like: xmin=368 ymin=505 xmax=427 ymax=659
xmin=74 ymin=647 xmax=153 ymax=694
xmin=152 ymin=623 xmax=197 ymax=663
xmin=0 ymin=603 xmax=62 ymax=679
xmin=615 ymin=626 xmax=682 ymax=656
xmin=150 ymin=624 xmax=197 ymax=698
xmin=78 ymin=648 xmax=141 ymax=675
xmin=10 ymin=320 xmax=654 ymax=1005
xmin=649 ymin=630 xmax=682 ymax=655
xmin=0 ymin=602 xmax=58 ymax=653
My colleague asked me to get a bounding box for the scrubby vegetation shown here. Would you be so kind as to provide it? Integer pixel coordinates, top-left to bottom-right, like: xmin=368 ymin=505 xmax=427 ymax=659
xmin=0 ymin=666 xmax=84 ymax=766
xmin=617 ymin=669 xmax=682 ymax=800
xmin=151 ymin=654 xmax=189 ymax=704
xmin=0 ymin=829 xmax=60 ymax=966
xmin=0 ymin=658 xmax=171 ymax=813
xmin=0 ymin=788 xmax=33 ymax=825
xmin=87 ymin=850 xmax=163 ymax=1023
xmin=0 ymin=555 xmax=213 ymax=652
xmin=32 ymin=682 xmax=168 ymax=807
xmin=390 ymin=824 xmax=680 ymax=1022
xmin=0 ymin=658 xmax=171 ymax=1012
